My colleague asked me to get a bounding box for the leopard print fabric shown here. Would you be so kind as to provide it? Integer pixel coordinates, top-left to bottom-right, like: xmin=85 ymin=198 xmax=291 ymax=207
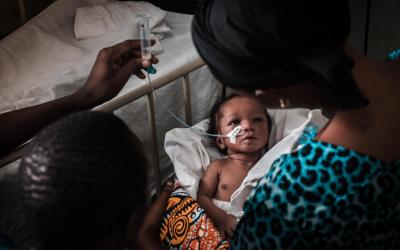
xmin=230 ymin=125 xmax=400 ymax=249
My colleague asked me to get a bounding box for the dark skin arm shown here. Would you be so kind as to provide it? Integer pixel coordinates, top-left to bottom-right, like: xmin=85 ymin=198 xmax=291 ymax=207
xmin=197 ymin=161 xmax=237 ymax=239
xmin=136 ymin=181 xmax=174 ymax=250
xmin=0 ymin=39 xmax=158 ymax=157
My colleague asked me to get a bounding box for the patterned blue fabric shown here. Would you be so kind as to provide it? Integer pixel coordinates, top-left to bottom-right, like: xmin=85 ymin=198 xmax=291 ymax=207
xmin=386 ymin=49 xmax=400 ymax=61
xmin=0 ymin=234 xmax=14 ymax=250
xmin=231 ymin=125 xmax=400 ymax=249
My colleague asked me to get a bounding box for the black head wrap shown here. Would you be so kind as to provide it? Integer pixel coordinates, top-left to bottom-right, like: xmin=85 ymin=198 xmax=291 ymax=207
xmin=192 ymin=0 xmax=369 ymax=109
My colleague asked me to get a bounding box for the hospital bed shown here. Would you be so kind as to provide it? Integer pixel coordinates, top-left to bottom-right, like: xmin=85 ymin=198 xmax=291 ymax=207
xmin=0 ymin=0 xmax=222 ymax=193
xmin=0 ymin=4 xmax=333 ymax=246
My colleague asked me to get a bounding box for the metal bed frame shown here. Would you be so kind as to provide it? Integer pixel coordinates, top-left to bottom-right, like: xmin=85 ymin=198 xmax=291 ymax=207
xmin=0 ymin=57 xmax=213 ymax=195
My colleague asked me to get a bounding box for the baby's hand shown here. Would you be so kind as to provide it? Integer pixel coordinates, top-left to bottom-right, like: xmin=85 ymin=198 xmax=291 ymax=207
xmin=216 ymin=213 xmax=238 ymax=239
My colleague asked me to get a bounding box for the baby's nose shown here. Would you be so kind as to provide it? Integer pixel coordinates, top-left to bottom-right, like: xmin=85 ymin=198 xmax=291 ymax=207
xmin=241 ymin=121 xmax=254 ymax=131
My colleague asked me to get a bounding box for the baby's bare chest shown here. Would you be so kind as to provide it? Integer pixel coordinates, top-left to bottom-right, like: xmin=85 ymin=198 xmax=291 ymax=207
xmin=216 ymin=166 xmax=250 ymax=199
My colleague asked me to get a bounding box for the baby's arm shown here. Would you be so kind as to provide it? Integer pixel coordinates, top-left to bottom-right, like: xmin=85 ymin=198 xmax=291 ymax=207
xmin=197 ymin=161 xmax=237 ymax=239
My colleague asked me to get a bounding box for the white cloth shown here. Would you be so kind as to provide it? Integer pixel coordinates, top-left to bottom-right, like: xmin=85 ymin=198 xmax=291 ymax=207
xmin=74 ymin=1 xmax=171 ymax=41
xmin=164 ymin=109 xmax=329 ymax=219
xmin=212 ymin=199 xmax=243 ymax=221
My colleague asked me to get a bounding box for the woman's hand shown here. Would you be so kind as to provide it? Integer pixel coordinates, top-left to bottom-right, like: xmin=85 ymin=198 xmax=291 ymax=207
xmin=73 ymin=39 xmax=159 ymax=109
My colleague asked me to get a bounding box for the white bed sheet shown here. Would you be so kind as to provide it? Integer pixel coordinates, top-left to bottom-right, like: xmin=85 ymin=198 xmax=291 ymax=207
xmin=0 ymin=0 xmax=205 ymax=112
xmin=0 ymin=0 xmax=221 ymax=189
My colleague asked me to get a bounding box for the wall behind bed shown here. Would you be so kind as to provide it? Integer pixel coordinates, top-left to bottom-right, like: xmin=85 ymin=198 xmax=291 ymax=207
xmin=0 ymin=0 xmax=56 ymax=39
xmin=0 ymin=0 xmax=198 ymax=39
xmin=347 ymin=0 xmax=400 ymax=59
xmin=0 ymin=0 xmax=398 ymax=58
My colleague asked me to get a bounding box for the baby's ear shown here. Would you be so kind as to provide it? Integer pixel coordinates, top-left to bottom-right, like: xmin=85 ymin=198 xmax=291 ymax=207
xmin=216 ymin=137 xmax=226 ymax=150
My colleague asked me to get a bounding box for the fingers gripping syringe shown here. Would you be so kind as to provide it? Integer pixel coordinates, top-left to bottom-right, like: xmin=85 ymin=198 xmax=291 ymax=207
xmin=139 ymin=15 xmax=156 ymax=74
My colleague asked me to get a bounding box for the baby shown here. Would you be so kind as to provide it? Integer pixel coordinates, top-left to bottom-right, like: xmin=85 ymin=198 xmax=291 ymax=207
xmin=197 ymin=94 xmax=270 ymax=239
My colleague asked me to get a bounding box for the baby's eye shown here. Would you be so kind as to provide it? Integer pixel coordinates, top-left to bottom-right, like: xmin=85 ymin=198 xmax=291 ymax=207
xmin=228 ymin=119 xmax=240 ymax=126
xmin=253 ymin=117 xmax=264 ymax=123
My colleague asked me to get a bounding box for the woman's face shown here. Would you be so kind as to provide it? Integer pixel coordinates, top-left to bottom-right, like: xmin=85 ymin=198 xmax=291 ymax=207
xmin=217 ymin=96 xmax=269 ymax=154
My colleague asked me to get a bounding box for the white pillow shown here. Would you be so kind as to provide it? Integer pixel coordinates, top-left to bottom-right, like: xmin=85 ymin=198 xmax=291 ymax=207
xmin=164 ymin=108 xmax=329 ymax=202
xmin=74 ymin=1 xmax=171 ymax=41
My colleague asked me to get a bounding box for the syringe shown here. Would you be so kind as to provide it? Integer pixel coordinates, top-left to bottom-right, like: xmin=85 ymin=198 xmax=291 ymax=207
xmin=139 ymin=15 xmax=156 ymax=74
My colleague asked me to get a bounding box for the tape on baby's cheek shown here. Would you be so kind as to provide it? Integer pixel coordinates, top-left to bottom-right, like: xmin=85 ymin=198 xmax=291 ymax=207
xmin=226 ymin=126 xmax=242 ymax=144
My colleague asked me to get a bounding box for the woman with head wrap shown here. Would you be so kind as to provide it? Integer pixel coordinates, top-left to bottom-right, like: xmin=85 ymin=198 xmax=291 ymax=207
xmin=191 ymin=0 xmax=400 ymax=248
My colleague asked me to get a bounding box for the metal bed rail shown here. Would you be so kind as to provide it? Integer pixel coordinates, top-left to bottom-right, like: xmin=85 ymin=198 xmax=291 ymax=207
xmin=0 ymin=58 xmax=205 ymax=194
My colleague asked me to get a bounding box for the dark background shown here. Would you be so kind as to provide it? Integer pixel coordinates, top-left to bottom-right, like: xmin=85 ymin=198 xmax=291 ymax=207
xmin=1 ymin=0 xmax=399 ymax=60
xmin=0 ymin=0 xmax=199 ymax=39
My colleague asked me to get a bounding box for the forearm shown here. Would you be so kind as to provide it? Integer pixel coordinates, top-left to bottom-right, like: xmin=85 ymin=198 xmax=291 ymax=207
xmin=0 ymin=39 xmax=156 ymax=157
xmin=136 ymin=181 xmax=173 ymax=250
xmin=136 ymin=226 xmax=164 ymax=250
xmin=0 ymin=92 xmax=89 ymax=156
xmin=136 ymin=203 xmax=164 ymax=250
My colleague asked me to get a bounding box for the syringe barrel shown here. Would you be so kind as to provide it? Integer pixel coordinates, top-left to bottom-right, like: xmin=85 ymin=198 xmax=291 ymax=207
xmin=139 ymin=15 xmax=152 ymax=60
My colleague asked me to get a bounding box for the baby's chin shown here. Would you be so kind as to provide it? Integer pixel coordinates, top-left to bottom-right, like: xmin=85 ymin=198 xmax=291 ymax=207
xmin=231 ymin=140 xmax=267 ymax=149
xmin=227 ymin=145 xmax=266 ymax=155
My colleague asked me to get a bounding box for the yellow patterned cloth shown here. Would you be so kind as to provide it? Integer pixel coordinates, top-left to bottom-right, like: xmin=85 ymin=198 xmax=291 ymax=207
xmin=160 ymin=181 xmax=229 ymax=250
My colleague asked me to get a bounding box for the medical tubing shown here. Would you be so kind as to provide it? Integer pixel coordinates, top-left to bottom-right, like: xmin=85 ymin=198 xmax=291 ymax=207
xmin=146 ymin=72 xmax=226 ymax=138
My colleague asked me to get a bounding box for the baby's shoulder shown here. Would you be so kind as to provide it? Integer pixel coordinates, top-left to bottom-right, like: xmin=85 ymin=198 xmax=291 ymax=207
xmin=206 ymin=159 xmax=227 ymax=171
xmin=209 ymin=158 xmax=225 ymax=167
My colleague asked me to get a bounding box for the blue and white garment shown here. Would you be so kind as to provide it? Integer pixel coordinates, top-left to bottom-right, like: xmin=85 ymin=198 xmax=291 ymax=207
xmin=0 ymin=233 xmax=14 ymax=250
xmin=230 ymin=125 xmax=400 ymax=249
xmin=386 ymin=48 xmax=400 ymax=61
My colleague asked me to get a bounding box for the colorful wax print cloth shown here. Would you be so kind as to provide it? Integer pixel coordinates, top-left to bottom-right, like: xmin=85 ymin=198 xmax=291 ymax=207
xmin=230 ymin=125 xmax=400 ymax=250
xmin=160 ymin=180 xmax=229 ymax=250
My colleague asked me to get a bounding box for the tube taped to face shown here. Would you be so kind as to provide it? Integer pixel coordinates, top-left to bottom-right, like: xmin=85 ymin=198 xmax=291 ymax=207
xmin=226 ymin=125 xmax=242 ymax=144
xmin=192 ymin=0 xmax=369 ymax=109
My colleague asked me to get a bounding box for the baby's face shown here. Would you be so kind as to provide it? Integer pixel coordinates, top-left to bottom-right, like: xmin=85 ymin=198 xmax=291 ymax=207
xmin=218 ymin=96 xmax=269 ymax=154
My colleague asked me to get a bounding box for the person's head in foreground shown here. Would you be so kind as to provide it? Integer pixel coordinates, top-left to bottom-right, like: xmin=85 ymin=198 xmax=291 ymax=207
xmin=18 ymin=111 xmax=147 ymax=250
xmin=208 ymin=94 xmax=269 ymax=156
xmin=192 ymin=0 xmax=369 ymax=112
